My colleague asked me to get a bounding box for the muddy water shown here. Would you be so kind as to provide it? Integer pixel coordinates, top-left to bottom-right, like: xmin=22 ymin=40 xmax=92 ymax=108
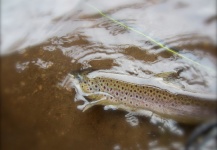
xmin=1 ymin=0 xmax=217 ymax=150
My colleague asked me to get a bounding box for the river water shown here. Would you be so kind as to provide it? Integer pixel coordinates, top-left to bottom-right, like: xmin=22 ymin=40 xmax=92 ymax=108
xmin=1 ymin=0 xmax=217 ymax=150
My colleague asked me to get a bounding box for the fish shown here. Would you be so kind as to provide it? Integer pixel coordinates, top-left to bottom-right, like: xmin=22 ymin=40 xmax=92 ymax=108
xmin=70 ymin=69 xmax=217 ymax=124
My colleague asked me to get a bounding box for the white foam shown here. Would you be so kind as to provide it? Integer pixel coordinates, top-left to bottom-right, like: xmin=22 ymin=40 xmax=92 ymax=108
xmin=150 ymin=114 xmax=183 ymax=136
xmin=104 ymin=105 xmax=118 ymax=111
xmin=113 ymin=144 xmax=121 ymax=150
xmin=125 ymin=113 xmax=139 ymax=127
xmin=15 ymin=61 xmax=30 ymax=73
xmin=120 ymin=107 xmax=183 ymax=135
xmin=33 ymin=58 xmax=53 ymax=69
xmin=148 ymin=140 xmax=158 ymax=147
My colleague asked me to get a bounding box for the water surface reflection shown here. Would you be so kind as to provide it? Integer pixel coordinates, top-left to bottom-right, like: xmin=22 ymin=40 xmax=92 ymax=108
xmin=1 ymin=0 xmax=216 ymax=150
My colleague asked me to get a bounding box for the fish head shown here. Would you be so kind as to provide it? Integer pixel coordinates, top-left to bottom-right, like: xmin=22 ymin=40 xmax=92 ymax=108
xmin=70 ymin=69 xmax=96 ymax=93
xmin=70 ymin=71 xmax=84 ymax=82
xmin=70 ymin=69 xmax=94 ymax=82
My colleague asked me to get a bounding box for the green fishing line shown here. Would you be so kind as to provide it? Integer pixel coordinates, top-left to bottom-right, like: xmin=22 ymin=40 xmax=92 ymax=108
xmin=87 ymin=4 xmax=215 ymax=73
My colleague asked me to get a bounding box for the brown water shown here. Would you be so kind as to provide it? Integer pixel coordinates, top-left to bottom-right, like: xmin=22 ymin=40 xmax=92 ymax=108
xmin=1 ymin=0 xmax=217 ymax=150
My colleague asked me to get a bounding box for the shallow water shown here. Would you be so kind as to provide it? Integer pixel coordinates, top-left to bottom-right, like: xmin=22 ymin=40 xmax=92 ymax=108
xmin=1 ymin=0 xmax=217 ymax=150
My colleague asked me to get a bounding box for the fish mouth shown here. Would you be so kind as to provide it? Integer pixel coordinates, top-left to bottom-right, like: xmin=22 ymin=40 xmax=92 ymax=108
xmin=70 ymin=71 xmax=82 ymax=81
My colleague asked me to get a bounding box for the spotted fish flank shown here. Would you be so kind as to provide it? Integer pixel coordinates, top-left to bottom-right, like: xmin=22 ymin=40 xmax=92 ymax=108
xmin=70 ymin=70 xmax=217 ymax=124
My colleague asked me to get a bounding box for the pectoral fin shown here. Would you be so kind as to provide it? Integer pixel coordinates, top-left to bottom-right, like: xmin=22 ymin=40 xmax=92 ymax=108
xmin=83 ymin=99 xmax=107 ymax=112
xmin=83 ymin=93 xmax=116 ymax=112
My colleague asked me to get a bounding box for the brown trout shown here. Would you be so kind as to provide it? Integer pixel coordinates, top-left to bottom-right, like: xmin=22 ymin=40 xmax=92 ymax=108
xmin=70 ymin=70 xmax=217 ymax=124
